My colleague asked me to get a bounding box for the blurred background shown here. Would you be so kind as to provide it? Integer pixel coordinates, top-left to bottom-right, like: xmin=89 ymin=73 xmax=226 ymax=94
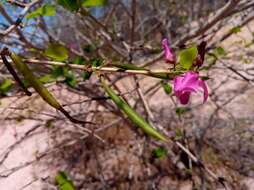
xmin=0 ymin=0 xmax=254 ymax=189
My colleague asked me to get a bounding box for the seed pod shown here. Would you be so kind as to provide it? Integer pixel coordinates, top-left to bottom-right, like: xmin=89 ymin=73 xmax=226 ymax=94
xmin=0 ymin=48 xmax=32 ymax=96
xmin=100 ymin=75 xmax=167 ymax=141
xmin=9 ymin=52 xmax=92 ymax=125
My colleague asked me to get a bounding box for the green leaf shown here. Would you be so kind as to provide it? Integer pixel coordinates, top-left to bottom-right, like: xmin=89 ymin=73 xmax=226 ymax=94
xmin=45 ymin=120 xmax=54 ymax=128
xmin=174 ymin=128 xmax=183 ymax=141
xmin=56 ymin=0 xmax=80 ymax=12
xmin=214 ymin=47 xmax=226 ymax=56
xmin=50 ymin=66 xmax=78 ymax=87
xmin=83 ymin=44 xmax=94 ymax=53
xmin=200 ymin=76 xmax=210 ymax=81
xmin=100 ymin=76 xmax=167 ymax=141
xmin=64 ymin=72 xmax=77 ymax=88
xmin=202 ymin=54 xmax=217 ymax=70
xmin=160 ymin=81 xmax=172 ymax=95
xmin=243 ymin=58 xmax=251 ymax=64
xmin=0 ymin=79 xmax=12 ymax=95
xmin=82 ymin=0 xmax=107 ymax=7
xmin=175 ymin=107 xmax=186 ymax=116
xmin=230 ymin=26 xmax=241 ymax=34
xmin=44 ymin=44 xmax=68 ymax=61
xmin=26 ymin=8 xmax=41 ymax=20
xmin=55 ymin=171 xmax=75 ymax=190
xmin=26 ymin=4 xmax=55 ymax=20
xmin=179 ymin=46 xmax=198 ymax=70
xmin=71 ymin=56 xmax=86 ymax=65
xmin=91 ymin=58 xmax=103 ymax=67
xmin=39 ymin=74 xmax=56 ymax=84
xmin=152 ymin=147 xmax=167 ymax=159
xmin=51 ymin=66 xmax=65 ymax=78
xmin=82 ymin=71 xmax=92 ymax=80
xmin=41 ymin=4 xmax=56 ymax=16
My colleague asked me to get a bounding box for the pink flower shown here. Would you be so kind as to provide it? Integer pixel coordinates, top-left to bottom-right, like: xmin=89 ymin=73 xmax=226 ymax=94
xmin=162 ymin=38 xmax=176 ymax=63
xmin=173 ymin=72 xmax=208 ymax=105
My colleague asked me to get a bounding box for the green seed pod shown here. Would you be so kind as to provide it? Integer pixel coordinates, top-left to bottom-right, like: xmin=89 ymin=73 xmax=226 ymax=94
xmin=100 ymin=76 xmax=167 ymax=141
xmin=0 ymin=49 xmax=32 ymax=96
xmin=10 ymin=52 xmax=61 ymax=109
xmin=9 ymin=52 xmax=92 ymax=125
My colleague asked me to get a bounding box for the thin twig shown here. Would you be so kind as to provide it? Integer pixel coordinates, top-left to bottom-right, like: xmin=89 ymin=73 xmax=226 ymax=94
xmin=0 ymin=58 xmax=180 ymax=79
xmin=0 ymin=0 xmax=41 ymax=36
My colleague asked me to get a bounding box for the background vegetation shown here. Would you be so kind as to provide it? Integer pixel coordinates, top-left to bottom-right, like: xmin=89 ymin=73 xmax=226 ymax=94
xmin=0 ymin=0 xmax=254 ymax=189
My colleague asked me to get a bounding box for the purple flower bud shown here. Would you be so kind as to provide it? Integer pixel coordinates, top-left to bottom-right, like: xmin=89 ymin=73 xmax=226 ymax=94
xmin=162 ymin=38 xmax=176 ymax=63
xmin=195 ymin=41 xmax=207 ymax=67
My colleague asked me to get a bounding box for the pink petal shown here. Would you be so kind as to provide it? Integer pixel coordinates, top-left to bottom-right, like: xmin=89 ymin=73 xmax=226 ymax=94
xmin=173 ymin=71 xmax=209 ymax=105
xmin=198 ymin=80 xmax=208 ymax=102
xmin=162 ymin=38 xmax=169 ymax=46
xmin=179 ymin=91 xmax=191 ymax=105
xmin=180 ymin=86 xmax=198 ymax=93
xmin=182 ymin=72 xmax=199 ymax=86
xmin=175 ymin=72 xmax=199 ymax=92
xmin=173 ymin=76 xmax=184 ymax=91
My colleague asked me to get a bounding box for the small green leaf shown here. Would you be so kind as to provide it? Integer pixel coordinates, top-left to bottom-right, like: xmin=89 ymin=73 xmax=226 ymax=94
xmin=179 ymin=46 xmax=198 ymax=70
xmin=160 ymin=81 xmax=172 ymax=95
xmin=55 ymin=171 xmax=75 ymax=190
xmin=174 ymin=128 xmax=183 ymax=141
xmin=56 ymin=0 xmax=80 ymax=12
xmin=214 ymin=47 xmax=226 ymax=56
xmin=41 ymin=4 xmax=56 ymax=16
xmin=91 ymin=58 xmax=103 ymax=67
xmin=71 ymin=56 xmax=86 ymax=65
xmin=82 ymin=0 xmax=107 ymax=7
xmin=230 ymin=26 xmax=241 ymax=34
xmin=39 ymin=74 xmax=56 ymax=84
xmin=183 ymin=168 xmax=193 ymax=174
xmin=200 ymin=76 xmax=210 ymax=81
xmin=0 ymin=79 xmax=12 ymax=95
xmin=51 ymin=66 xmax=65 ymax=78
xmin=82 ymin=71 xmax=92 ymax=80
xmin=26 ymin=8 xmax=41 ymax=19
xmin=64 ymin=72 xmax=77 ymax=88
xmin=243 ymin=58 xmax=251 ymax=64
xmin=44 ymin=44 xmax=68 ymax=61
xmin=175 ymin=107 xmax=186 ymax=116
xmin=83 ymin=44 xmax=94 ymax=53
xmin=26 ymin=4 xmax=55 ymax=20
xmin=202 ymin=54 xmax=217 ymax=70
xmin=45 ymin=120 xmax=54 ymax=128
xmin=152 ymin=147 xmax=167 ymax=159
xmin=50 ymin=66 xmax=77 ymax=87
